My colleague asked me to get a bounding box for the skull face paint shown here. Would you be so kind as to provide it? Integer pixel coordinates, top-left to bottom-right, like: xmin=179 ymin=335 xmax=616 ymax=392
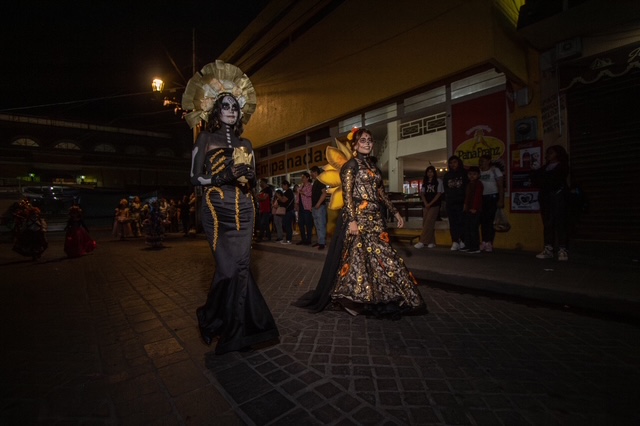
xmin=218 ymin=95 xmax=239 ymax=126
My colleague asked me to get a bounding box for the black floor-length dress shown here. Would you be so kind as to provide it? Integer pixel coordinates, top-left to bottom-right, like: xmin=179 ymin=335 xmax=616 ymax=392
xmin=193 ymin=129 xmax=279 ymax=354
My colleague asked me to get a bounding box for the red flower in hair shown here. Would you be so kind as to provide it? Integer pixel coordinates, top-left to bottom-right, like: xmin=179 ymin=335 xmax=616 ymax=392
xmin=347 ymin=127 xmax=359 ymax=141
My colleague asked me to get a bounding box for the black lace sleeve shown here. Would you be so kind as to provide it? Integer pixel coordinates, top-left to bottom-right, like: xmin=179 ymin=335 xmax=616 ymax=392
xmin=341 ymin=159 xmax=358 ymax=224
xmin=377 ymin=181 xmax=398 ymax=217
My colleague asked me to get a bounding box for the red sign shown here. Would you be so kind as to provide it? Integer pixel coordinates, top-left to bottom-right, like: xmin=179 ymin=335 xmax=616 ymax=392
xmin=451 ymin=91 xmax=507 ymax=168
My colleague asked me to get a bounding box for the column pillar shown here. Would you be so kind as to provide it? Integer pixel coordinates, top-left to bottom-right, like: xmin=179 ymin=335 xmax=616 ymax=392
xmin=385 ymin=121 xmax=404 ymax=193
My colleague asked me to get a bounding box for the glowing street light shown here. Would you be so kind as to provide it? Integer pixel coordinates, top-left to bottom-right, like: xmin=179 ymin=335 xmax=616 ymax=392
xmin=151 ymin=78 xmax=165 ymax=93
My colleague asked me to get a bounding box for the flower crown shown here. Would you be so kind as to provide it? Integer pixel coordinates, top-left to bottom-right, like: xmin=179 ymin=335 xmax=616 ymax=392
xmin=346 ymin=127 xmax=359 ymax=141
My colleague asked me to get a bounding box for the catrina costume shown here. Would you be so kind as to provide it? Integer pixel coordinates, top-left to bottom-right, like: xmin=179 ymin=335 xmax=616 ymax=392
xmin=185 ymin=61 xmax=278 ymax=354
xmin=11 ymin=199 xmax=48 ymax=260
xmin=64 ymin=204 xmax=96 ymax=258
xmin=294 ymin=129 xmax=426 ymax=318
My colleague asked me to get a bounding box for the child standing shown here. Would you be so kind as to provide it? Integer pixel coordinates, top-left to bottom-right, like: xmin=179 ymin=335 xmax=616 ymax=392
xmin=461 ymin=166 xmax=484 ymax=254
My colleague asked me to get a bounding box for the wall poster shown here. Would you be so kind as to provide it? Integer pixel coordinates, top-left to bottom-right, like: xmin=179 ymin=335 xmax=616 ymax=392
xmin=510 ymin=140 xmax=542 ymax=212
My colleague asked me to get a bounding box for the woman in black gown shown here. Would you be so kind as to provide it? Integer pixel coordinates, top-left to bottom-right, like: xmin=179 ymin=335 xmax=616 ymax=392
xmin=295 ymin=128 xmax=426 ymax=318
xmin=187 ymin=62 xmax=279 ymax=354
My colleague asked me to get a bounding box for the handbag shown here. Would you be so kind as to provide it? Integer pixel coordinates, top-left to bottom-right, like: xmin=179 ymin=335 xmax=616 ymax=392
xmin=275 ymin=206 xmax=286 ymax=216
xmin=493 ymin=208 xmax=511 ymax=232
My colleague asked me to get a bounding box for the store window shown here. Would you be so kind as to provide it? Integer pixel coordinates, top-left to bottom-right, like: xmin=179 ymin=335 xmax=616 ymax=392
xmin=451 ymin=69 xmax=505 ymax=99
xmin=339 ymin=115 xmax=362 ymax=133
xmin=365 ymin=104 xmax=397 ymax=126
xmin=404 ymin=86 xmax=446 ymax=113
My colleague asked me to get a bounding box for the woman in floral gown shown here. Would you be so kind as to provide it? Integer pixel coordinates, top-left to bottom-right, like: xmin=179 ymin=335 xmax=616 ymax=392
xmin=296 ymin=128 xmax=426 ymax=318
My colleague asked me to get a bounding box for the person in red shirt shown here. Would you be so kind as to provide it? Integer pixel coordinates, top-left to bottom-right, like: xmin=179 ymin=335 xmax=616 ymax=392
xmin=460 ymin=166 xmax=483 ymax=253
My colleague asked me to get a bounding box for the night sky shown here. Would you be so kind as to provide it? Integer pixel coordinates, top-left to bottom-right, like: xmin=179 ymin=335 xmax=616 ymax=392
xmin=1 ymin=1 xmax=268 ymax=134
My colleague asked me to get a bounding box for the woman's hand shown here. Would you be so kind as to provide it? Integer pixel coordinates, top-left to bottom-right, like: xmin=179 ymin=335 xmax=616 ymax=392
xmin=348 ymin=221 xmax=359 ymax=235
xmin=395 ymin=213 xmax=404 ymax=229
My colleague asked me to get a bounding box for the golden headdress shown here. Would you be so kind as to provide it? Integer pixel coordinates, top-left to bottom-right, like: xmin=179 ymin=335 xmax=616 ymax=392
xmin=181 ymin=60 xmax=257 ymax=129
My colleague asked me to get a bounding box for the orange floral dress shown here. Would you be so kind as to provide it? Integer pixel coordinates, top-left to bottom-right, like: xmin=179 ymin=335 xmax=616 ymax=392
xmin=330 ymin=157 xmax=425 ymax=316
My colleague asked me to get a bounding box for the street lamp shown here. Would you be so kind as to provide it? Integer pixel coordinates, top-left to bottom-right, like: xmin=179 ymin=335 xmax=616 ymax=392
xmin=151 ymin=77 xmax=184 ymax=116
xmin=152 ymin=78 xmax=165 ymax=93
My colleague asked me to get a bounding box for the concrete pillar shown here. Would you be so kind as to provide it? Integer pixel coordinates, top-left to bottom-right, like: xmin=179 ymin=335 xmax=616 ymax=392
xmin=385 ymin=121 xmax=404 ymax=192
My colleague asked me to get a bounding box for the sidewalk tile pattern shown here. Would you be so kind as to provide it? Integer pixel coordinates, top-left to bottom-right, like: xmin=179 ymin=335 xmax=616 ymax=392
xmin=0 ymin=232 xmax=639 ymax=425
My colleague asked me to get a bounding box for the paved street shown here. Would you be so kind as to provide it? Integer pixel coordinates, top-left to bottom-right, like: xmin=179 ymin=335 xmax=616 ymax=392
xmin=1 ymin=231 xmax=639 ymax=425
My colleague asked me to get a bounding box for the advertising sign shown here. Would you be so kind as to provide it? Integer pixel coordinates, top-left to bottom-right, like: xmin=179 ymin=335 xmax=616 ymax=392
xmin=510 ymin=141 xmax=542 ymax=212
xmin=451 ymin=91 xmax=508 ymax=167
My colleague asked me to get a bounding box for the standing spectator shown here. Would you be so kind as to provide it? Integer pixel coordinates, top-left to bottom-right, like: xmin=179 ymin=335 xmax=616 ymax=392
xmin=179 ymin=195 xmax=190 ymax=235
xmin=296 ymin=172 xmax=313 ymax=245
xmin=158 ymin=198 xmax=169 ymax=232
xmin=443 ymin=155 xmax=468 ymax=250
xmin=272 ymin=189 xmax=285 ymax=241
xmin=310 ymin=166 xmax=327 ymax=250
xmin=256 ymin=178 xmax=273 ymax=241
xmin=278 ymin=181 xmax=295 ymax=244
xmin=414 ymin=165 xmax=443 ymax=249
xmin=460 ymin=166 xmax=483 ymax=254
xmin=130 ymin=196 xmax=142 ymax=237
xmin=292 ymin=183 xmax=300 ymax=236
xmin=113 ymin=198 xmax=132 ymax=240
xmin=532 ymin=145 xmax=571 ymax=261
xmin=478 ymin=154 xmax=504 ymax=252
xmin=188 ymin=192 xmax=197 ymax=235
xmin=167 ymin=199 xmax=179 ymax=232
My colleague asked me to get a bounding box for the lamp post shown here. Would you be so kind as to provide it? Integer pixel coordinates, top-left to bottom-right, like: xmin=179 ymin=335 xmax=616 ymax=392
xmin=151 ymin=76 xmax=202 ymax=233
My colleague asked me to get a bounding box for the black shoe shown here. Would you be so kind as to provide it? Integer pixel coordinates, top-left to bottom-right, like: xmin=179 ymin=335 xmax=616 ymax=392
xmin=318 ymin=244 xmax=325 ymax=250
xmin=312 ymin=243 xmax=319 ymax=247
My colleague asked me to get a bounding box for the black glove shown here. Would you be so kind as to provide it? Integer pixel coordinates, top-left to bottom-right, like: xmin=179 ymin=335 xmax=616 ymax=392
xmin=244 ymin=167 xmax=255 ymax=181
xmin=211 ymin=165 xmax=252 ymax=186
xmin=234 ymin=164 xmax=253 ymax=178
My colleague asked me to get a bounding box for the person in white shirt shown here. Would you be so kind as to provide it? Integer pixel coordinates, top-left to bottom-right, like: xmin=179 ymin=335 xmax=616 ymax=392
xmin=478 ymin=154 xmax=504 ymax=252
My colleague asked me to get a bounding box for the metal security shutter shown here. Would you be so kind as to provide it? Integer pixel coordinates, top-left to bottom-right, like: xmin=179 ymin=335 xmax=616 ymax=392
xmin=566 ymin=70 xmax=640 ymax=241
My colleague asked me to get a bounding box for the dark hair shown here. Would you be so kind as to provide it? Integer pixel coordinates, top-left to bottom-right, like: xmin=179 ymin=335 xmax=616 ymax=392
xmin=259 ymin=178 xmax=268 ymax=184
xmin=205 ymin=94 xmax=244 ymax=136
xmin=310 ymin=166 xmax=323 ymax=174
xmin=448 ymin=155 xmax=464 ymax=169
xmin=422 ymin=165 xmax=438 ymax=186
xmin=282 ymin=180 xmax=290 ymax=187
xmin=468 ymin=166 xmax=480 ymax=174
xmin=301 ymin=172 xmax=310 ymax=179
xmin=349 ymin=128 xmax=373 ymax=151
xmin=547 ymin=145 xmax=569 ymax=164
xmin=479 ymin=154 xmax=492 ymax=162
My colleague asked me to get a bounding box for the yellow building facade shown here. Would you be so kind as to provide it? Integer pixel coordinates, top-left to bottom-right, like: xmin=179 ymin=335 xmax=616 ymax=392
xmin=215 ymin=0 xmax=640 ymax=250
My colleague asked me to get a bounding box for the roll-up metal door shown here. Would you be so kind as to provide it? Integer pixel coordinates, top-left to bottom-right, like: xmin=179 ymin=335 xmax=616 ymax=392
xmin=566 ymin=70 xmax=640 ymax=241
